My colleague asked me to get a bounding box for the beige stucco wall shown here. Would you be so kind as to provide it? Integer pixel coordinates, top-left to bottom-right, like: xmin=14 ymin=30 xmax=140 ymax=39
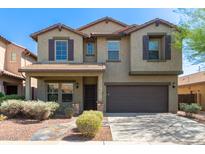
xmin=80 ymin=21 xmax=125 ymax=35
xmin=37 ymin=76 xmax=83 ymax=110
xmin=31 ymin=21 xmax=181 ymax=113
xmin=178 ymin=84 xmax=205 ymax=110
xmin=96 ymin=35 xmax=178 ymax=112
xmin=0 ymin=40 xmax=6 ymax=70
xmin=5 ymin=44 xmax=23 ymax=75
xmin=130 ymin=23 xmax=182 ymax=72
xmin=37 ymin=28 xmax=83 ymax=63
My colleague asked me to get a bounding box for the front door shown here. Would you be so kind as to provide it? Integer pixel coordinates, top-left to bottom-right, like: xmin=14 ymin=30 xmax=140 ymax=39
xmin=84 ymin=85 xmax=97 ymax=110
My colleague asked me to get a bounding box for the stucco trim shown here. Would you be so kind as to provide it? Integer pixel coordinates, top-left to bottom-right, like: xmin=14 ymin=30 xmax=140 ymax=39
xmin=129 ymin=71 xmax=183 ymax=75
xmin=104 ymin=82 xmax=171 ymax=86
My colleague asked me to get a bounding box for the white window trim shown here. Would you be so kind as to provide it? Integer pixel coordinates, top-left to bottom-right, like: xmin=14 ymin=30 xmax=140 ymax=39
xmin=54 ymin=40 xmax=68 ymax=62
xmin=107 ymin=40 xmax=120 ymax=61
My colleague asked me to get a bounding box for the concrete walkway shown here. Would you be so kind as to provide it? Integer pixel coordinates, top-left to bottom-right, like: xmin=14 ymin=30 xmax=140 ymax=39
xmin=31 ymin=119 xmax=76 ymax=141
xmin=108 ymin=113 xmax=205 ymax=144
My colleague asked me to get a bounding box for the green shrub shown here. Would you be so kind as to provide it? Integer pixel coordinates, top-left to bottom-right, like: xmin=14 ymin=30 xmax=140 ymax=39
xmin=0 ymin=114 xmax=7 ymax=121
xmin=0 ymin=100 xmax=59 ymax=120
xmin=184 ymin=103 xmax=202 ymax=113
xmin=83 ymin=110 xmax=103 ymax=121
xmin=0 ymin=95 xmax=24 ymax=103
xmin=76 ymin=113 xmax=102 ymax=137
xmin=0 ymin=100 xmax=23 ymax=118
xmin=0 ymin=92 xmax=4 ymax=98
xmin=64 ymin=107 xmax=74 ymax=118
xmin=179 ymin=103 xmax=187 ymax=111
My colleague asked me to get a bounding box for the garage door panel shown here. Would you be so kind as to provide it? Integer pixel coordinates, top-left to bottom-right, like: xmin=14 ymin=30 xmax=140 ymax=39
xmin=107 ymin=85 xmax=168 ymax=113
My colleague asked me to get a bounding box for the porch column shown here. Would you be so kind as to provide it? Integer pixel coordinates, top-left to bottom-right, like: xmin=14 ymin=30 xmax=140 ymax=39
xmin=25 ymin=75 xmax=31 ymax=100
xmin=97 ymin=74 xmax=104 ymax=111
xmin=0 ymin=80 xmax=5 ymax=94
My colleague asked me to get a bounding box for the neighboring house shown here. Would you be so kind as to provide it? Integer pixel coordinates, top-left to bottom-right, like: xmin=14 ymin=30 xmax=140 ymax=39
xmin=178 ymin=71 xmax=205 ymax=110
xmin=19 ymin=17 xmax=182 ymax=113
xmin=0 ymin=35 xmax=37 ymax=98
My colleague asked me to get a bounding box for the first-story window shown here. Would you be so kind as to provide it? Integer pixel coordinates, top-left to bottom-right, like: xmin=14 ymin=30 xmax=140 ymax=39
xmin=86 ymin=42 xmax=94 ymax=56
xmin=55 ymin=40 xmax=68 ymax=61
xmin=107 ymin=40 xmax=120 ymax=61
xmin=61 ymin=83 xmax=73 ymax=102
xmin=47 ymin=83 xmax=58 ymax=102
xmin=148 ymin=39 xmax=160 ymax=60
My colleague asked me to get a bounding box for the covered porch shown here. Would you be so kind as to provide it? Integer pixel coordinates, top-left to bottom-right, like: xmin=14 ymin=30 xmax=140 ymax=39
xmin=19 ymin=63 xmax=106 ymax=113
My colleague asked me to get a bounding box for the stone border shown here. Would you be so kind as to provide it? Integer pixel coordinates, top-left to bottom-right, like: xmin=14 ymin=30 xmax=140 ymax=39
xmin=177 ymin=111 xmax=205 ymax=121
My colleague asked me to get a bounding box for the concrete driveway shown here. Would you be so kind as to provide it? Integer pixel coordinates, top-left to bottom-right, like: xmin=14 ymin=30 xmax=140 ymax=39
xmin=107 ymin=113 xmax=205 ymax=144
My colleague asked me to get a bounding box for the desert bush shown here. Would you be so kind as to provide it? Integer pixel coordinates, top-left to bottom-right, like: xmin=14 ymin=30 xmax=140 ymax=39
xmin=22 ymin=101 xmax=59 ymax=120
xmin=0 ymin=114 xmax=7 ymax=121
xmin=64 ymin=107 xmax=74 ymax=118
xmin=46 ymin=101 xmax=60 ymax=116
xmin=76 ymin=113 xmax=102 ymax=137
xmin=184 ymin=103 xmax=202 ymax=113
xmin=0 ymin=92 xmax=4 ymax=98
xmin=179 ymin=103 xmax=187 ymax=111
xmin=0 ymin=100 xmax=59 ymax=120
xmin=0 ymin=100 xmax=23 ymax=118
xmin=83 ymin=110 xmax=103 ymax=121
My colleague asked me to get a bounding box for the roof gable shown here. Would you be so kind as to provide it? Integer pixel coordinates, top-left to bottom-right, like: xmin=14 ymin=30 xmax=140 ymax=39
xmin=30 ymin=23 xmax=88 ymax=41
xmin=77 ymin=16 xmax=128 ymax=31
xmin=124 ymin=18 xmax=178 ymax=34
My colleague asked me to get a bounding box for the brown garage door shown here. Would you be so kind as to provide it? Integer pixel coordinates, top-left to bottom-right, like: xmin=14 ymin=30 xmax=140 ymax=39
xmin=106 ymin=85 xmax=168 ymax=113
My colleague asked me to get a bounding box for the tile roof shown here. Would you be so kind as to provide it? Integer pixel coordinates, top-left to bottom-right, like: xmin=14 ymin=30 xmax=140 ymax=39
xmin=77 ymin=16 xmax=128 ymax=31
xmin=0 ymin=69 xmax=24 ymax=80
xmin=30 ymin=23 xmax=88 ymax=41
xmin=0 ymin=35 xmax=37 ymax=60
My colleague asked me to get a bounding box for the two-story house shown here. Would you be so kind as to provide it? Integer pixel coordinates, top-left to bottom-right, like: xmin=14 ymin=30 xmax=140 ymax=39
xmin=19 ymin=17 xmax=182 ymax=113
xmin=0 ymin=35 xmax=37 ymax=98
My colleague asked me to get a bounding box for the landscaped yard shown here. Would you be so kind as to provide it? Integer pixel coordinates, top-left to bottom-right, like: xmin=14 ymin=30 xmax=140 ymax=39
xmin=0 ymin=97 xmax=112 ymax=141
xmin=0 ymin=118 xmax=71 ymax=140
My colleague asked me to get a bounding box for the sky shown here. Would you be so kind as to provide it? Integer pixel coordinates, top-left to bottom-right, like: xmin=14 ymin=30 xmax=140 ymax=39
xmin=0 ymin=8 xmax=202 ymax=75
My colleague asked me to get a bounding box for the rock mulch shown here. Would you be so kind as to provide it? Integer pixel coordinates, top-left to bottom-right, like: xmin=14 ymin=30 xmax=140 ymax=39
xmin=0 ymin=118 xmax=72 ymax=141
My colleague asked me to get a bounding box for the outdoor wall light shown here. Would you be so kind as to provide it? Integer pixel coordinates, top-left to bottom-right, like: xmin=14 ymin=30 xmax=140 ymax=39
xmin=172 ymin=82 xmax=176 ymax=88
xmin=75 ymin=82 xmax=79 ymax=89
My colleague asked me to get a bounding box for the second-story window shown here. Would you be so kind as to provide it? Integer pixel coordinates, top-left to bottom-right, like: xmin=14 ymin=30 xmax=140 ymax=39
xmin=86 ymin=42 xmax=94 ymax=56
xmin=107 ymin=40 xmax=120 ymax=61
xmin=55 ymin=40 xmax=68 ymax=61
xmin=148 ymin=39 xmax=160 ymax=60
xmin=11 ymin=52 xmax=17 ymax=62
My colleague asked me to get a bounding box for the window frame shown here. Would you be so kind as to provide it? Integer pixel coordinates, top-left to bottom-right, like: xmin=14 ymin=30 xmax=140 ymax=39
xmin=61 ymin=83 xmax=73 ymax=103
xmin=86 ymin=42 xmax=95 ymax=56
xmin=107 ymin=40 xmax=120 ymax=61
xmin=148 ymin=38 xmax=160 ymax=60
xmin=47 ymin=83 xmax=59 ymax=102
xmin=10 ymin=51 xmax=17 ymax=62
xmin=54 ymin=40 xmax=68 ymax=61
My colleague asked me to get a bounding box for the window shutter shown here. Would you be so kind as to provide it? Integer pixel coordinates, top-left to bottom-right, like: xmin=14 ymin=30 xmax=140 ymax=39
xmin=68 ymin=39 xmax=74 ymax=61
xmin=48 ymin=39 xmax=55 ymax=61
xmin=165 ymin=35 xmax=171 ymax=60
xmin=143 ymin=35 xmax=149 ymax=60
